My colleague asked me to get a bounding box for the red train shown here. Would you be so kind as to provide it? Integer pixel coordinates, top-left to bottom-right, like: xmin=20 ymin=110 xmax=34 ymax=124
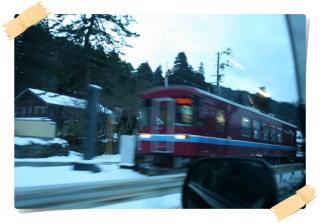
xmin=136 ymin=85 xmax=297 ymax=169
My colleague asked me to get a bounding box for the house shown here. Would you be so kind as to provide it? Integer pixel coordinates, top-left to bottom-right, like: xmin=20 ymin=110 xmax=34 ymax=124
xmin=15 ymin=88 xmax=113 ymax=138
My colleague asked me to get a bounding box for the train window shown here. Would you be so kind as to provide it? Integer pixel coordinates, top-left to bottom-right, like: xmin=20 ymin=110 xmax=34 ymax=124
xmin=241 ymin=117 xmax=251 ymax=137
xmin=288 ymin=130 xmax=295 ymax=146
xmin=194 ymin=99 xmax=204 ymax=127
xmin=252 ymin=120 xmax=261 ymax=139
xmin=262 ymin=123 xmax=269 ymax=141
xmin=270 ymin=126 xmax=277 ymax=143
xmin=159 ymin=105 xmax=168 ymax=125
xmin=277 ymin=128 xmax=283 ymax=143
xmin=176 ymin=105 xmax=193 ymax=125
xmin=216 ymin=109 xmax=226 ymax=133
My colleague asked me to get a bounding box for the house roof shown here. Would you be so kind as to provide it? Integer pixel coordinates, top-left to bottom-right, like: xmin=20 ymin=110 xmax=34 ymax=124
xmin=16 ymin=88 xmax=112 ymax=115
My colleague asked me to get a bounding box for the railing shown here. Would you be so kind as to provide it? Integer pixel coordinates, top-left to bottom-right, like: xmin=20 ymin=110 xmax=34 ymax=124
xmin=15 ymin=174 xmax=186 ymax=209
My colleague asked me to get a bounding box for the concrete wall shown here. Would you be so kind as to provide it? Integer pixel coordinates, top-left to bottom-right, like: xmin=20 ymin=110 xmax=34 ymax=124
xmin=15 ymin=118 xmax=56 ymax=138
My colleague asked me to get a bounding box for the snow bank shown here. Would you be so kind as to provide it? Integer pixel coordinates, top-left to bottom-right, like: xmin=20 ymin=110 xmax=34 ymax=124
xmin=15 ymin=136 xmax=69 ymax=148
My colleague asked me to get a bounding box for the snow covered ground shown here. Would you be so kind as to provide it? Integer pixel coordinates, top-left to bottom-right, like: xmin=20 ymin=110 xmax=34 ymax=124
xmin=15 ymin=152 xmax=182 ymax=208
xmin=15 ymin=150 xmax=121 ymax=163
xmin=15 ymin=152 xmax=137 ymax=187
xmin=15 ymin=164 xmax=146 ymax=187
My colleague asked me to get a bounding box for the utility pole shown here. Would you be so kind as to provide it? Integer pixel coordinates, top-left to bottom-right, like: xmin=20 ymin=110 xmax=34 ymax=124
xmin=164 ymin=71 xmax=169 ymax=87
xmin=216 ymin=52 xmax=221 ymax=95
xmin=214 ymin=48 xmax=232 ymax=95
xmin=164 ymin=62 xmax=170 ymax=87
xmin=74 ymin=84 xmax=102 ymax=173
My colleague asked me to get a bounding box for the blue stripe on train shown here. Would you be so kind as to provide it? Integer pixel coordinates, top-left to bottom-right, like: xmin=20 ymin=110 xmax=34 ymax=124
xmin=138 ymin=134 xmax=296 ymax=151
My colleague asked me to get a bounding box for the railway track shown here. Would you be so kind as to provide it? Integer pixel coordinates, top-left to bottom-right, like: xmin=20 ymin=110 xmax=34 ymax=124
xmin=15 ymin=173 xmax=186 ymax=209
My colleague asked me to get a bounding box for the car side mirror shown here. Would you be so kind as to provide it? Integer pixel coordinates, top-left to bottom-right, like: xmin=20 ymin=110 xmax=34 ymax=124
xmin=182 ymin=158 xmax=278 ymax=209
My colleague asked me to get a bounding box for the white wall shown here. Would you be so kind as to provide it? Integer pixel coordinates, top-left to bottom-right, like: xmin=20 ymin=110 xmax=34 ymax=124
xmin=15 ymin=118 xmax=56 ymax=138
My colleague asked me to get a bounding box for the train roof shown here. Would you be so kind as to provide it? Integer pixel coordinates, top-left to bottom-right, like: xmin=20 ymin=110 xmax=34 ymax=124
xmin=141 ymin=85 xmax=297 ymax=128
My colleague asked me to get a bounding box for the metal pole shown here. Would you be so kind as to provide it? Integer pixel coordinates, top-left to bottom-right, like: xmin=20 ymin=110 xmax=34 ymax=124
xmin=216 ymin=52 xmax=220 ymax=95
xmin=83 ymin=84 xmax=102 ymax=160
xmin=74 ymin=84 xmax=102 ymax=173
xmin=165 ymin=73 xmax=168 ymax=87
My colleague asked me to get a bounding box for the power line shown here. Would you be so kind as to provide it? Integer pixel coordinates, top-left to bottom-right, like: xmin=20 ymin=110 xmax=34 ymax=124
xmin=136 ymin=30 xmax=215 ymax=64
xmin=132 ymin=15 xmax=219 ymax=63
xmin=135 ymin=16 xmax=246 ymax=89
xmin=145 ymin=16 xmax=218 ymax=50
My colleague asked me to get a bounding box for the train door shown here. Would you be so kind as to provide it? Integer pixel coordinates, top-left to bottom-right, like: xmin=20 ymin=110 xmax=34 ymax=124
xmin=150 ymin=98 xmax=175 ymax=153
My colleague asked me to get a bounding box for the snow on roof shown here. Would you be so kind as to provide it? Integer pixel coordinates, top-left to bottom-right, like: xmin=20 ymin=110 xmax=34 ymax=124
xmin=89 ymin=84 xmax=103 ymax=90
xmin=15 ymin=117 xmax=53 ymax=122
xmin=27 ymin=88 xmax=112 ymax=114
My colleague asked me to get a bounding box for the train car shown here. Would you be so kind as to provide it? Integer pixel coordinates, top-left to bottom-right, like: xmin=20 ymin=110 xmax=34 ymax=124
xmin=136 ymin=85 xmax=297 ymax=169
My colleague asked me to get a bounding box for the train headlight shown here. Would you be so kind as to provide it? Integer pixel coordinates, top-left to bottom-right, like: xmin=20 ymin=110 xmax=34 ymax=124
xmin=139 ymin=133 xmax=151 ymax=139
xmin=175 ymin=134 xmax=187 ymax=140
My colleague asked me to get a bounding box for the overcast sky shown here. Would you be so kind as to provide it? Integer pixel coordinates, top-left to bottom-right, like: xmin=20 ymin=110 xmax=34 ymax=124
xmin=120 ymin=14 xmax=303 ymax=103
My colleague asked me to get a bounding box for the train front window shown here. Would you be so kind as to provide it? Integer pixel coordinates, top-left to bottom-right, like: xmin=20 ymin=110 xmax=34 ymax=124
xmin=175 ymin=97 xmax=194 ymax=125
xmin=159 ymin=104 xmax=168 ymax=125
xmin=176 ymin=105 xmax=193 ymax=125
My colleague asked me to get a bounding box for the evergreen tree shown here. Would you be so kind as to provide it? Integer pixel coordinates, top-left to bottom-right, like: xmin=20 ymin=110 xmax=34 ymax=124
xmin=171 ymin=52 xmax=194 ymax=85
xmin=97 ymin=50 xmax=136 ymax=109
xmin=136 ymin=62 xmax=153 ymax=81
xmin=154 ymin=65 xmax=163 ymax=76
xmin=15 ymin=20 xmax=57 ymax=95
xmin=197 ymin=62 xmax=205 ymax=81
xmin=153 ymin=65 xmax=164 ymax=86
xmin=172 ymin=52 xmax=193 ymax=74
xmin=134 ymin=62 xmax=157 ymax=93
xmin=104 ymin=50 xmax=134 ymax=88
xmin=50 ymin=14 xmax=139 ymax=85
xmin=50 ymin=14 xmax=139 ymax=52
xmin=170 ymin=52 xmax=209 ymax=90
